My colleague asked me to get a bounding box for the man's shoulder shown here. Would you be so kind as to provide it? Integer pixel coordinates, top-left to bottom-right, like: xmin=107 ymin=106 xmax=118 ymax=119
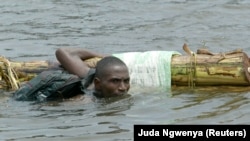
xmin=80 ymin=68 xmax=96 ymax=92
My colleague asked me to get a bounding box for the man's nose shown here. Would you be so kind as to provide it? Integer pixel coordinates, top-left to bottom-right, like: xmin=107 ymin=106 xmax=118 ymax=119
xmin=119 ymin=82 xmax=127 ymax=90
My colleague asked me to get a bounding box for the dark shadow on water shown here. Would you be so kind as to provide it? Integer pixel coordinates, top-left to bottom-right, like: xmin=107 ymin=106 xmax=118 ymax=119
xmin=15 ymin=93 xmax=135 ymax=118
xmin=94 ymin=94 xmax=134 ymax=117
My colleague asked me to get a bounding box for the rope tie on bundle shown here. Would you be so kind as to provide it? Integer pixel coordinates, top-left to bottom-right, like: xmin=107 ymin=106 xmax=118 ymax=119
xmin=183 ymin=44 xmax=197 ymax=88
xmin=0 ymin=56 xmax=20 ymax=90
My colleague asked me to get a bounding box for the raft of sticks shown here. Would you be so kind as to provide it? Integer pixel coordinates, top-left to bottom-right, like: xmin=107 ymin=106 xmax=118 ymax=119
xmin=171 ymin=44 xmax=250 ymax=87
xmin=1 ymin=44 xmax=250 ymax=91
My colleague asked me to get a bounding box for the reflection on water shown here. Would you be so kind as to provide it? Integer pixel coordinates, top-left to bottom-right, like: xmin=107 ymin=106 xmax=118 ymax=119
xmin=1 ymin=0 xmax=250 ymax=140
xmin=171 ymin=86 xmax=250 ymax=124
xmin=1 ymin=84 xmax=250 ymax=140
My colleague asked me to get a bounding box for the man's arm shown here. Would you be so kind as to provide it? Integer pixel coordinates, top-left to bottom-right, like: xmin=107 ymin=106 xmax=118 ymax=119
xmin=55 ymin=47 xmax=105 ymax=78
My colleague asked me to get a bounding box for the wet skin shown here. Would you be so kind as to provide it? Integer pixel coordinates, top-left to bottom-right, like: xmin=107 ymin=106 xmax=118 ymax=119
xmin=94 ymin=65 xmax=130 ymax=98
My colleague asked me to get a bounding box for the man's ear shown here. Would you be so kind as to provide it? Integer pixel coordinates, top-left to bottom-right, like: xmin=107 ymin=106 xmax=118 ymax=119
xmin=94 ymin=77 xmax=101 ymax=90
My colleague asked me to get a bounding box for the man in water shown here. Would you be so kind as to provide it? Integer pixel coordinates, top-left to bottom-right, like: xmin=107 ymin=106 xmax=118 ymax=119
xmin=13 ymin=47 xmax=130 ymax=102
xmin=55 ymin=47 xmax=130 ymax=98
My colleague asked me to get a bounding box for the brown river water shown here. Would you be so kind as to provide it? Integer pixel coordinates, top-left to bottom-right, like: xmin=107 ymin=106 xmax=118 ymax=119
xmin=1 ymin=0 xmax=250 ymax=140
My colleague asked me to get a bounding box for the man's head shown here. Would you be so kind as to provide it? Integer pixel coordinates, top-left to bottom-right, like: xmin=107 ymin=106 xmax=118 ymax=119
xmin=94 ymin=56 xmax=130 ymax=98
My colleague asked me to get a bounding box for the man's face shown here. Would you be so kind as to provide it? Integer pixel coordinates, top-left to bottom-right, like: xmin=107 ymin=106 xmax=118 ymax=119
xmin=94 ymin=65 xmax=130 ymax=97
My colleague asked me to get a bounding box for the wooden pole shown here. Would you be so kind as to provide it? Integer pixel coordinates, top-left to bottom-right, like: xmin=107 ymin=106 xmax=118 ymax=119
xmin=171 ymin=52 xmax=250 ymax=86
xmin=1 ymin=46 xmax=250 ymax=90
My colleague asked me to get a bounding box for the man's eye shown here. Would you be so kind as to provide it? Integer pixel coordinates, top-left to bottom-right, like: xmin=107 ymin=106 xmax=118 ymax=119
xmin=124 ymin=79 xmax=130 ymax=84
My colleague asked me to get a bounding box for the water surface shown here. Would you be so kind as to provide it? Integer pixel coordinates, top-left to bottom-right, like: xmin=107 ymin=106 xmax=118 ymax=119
xmin=1 ymin=0 xmax=250 ymax=140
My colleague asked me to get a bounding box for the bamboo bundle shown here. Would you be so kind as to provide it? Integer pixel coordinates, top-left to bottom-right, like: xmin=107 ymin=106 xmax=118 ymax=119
xmin=0 ymin=57 xmax=102 ymax=91
xmin=0 ymin=59 xmax=53 ymax=90
xmin=171 ymin=44 xmax=250 ymax=87
xmin=0 ymin=56 xmax=20 ymax=90
xmin=1 ymin=44 xmax=250 ymax=91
